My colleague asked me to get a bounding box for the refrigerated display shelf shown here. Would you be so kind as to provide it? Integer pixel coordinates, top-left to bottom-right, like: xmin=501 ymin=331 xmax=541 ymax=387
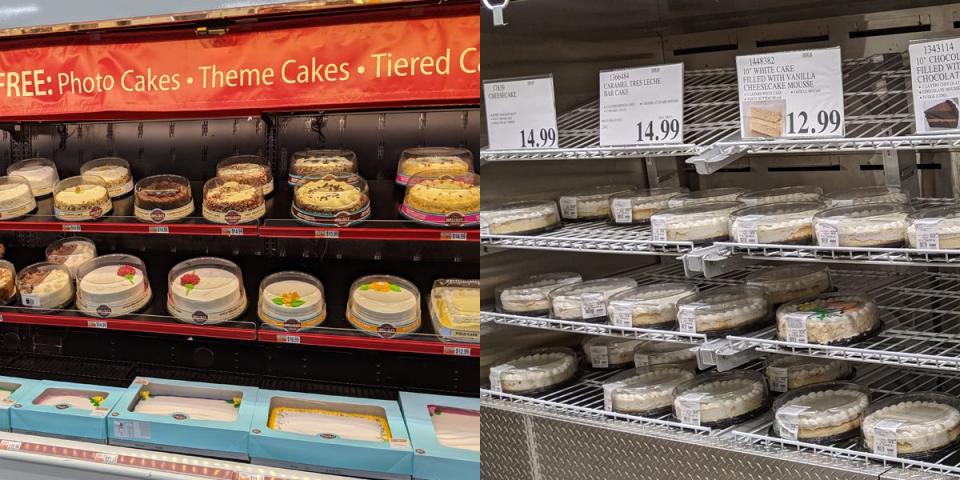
xmin=257 ymin=328 xmax=479 ymax=357
xmin=480 ymin=221 xmax=693 ymax=255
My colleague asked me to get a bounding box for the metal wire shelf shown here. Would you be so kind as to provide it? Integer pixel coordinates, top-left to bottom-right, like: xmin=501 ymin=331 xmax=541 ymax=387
xmin=480 ymin=221 xmax=695 ymax=255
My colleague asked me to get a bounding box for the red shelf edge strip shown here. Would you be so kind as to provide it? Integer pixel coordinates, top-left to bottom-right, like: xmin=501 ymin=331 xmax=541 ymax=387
xmin=1 ymin=313 xmax=257 ymax=340
xmin=257 ymin=330 xmax=480 ymax=357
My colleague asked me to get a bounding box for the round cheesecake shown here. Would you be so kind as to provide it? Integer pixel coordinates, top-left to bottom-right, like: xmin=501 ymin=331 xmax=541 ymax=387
xmin=773 ymin=382 xmax=870 ymax=443
xmin=814 ymin=204 xmax=911 ymax=248
xmin=673 ymin=371 xmax=768 ymax=427
xmin=608 ymin=187 xmax=687 ymax=224
xmin=604 ymin=366 xmax=695 ymax=415
xmin=729 ymin=202 xmax=825 ymax=245
xmin=650 ymin=202 xmax=742 ymax=243
xmin=907 ymin=206 xmax=960 ymax=249
xmin=496 ymin=272 xmax=582 ymax=316
xmin=765 ymin=356 xmax=853 ymax=393
xmin=549 ymin=277 xmax=637 ymax=323
xmin=81 ymin=157 xmax=133 ymax=198
xmin=862 ymin=393 xmax=960 ymax=458
xmin=582 ymin=336 xmax=642 ymax=369
xmin=825 ymin=186 xmax=909 ymax=208
xmin=481 ymin=200 xmax=561 ymax=235
xmin=217 ymin=155 xmax=273 ymax=195
xmin=202 ymin=179 xmax=265 ymax=224
xmin=633 ymin=341 xmax=698 ymax=370
xmin=292 ymin=176 xmax=370 ymax=226
xmin=557 ymin=185 xmax=635 ymax=221
xmin=607 ymin=283 xmax=698 ymax=328
xmin=675 ymin=286 xmax=769 ymax=337
xmin=746 ymin=265 xmax=832 ymax=306
xmin=53 ymin=176 xmax=112 ymax=221
xmin=777 ymin=293 xmax=879 ymax=345
xmin=396 ymin=147 xmax=473 ymax=185
xmin=0 ymin=177 xmax=35 ymax=220
xmin=134 ymin=175 xmax=194 ymax=223
xmin=490 ymin=348 xmax=578 ymax=394
xmin=429 ymin=279 xmax=480 ymax=343
xmin=8 ymin=158 xmax=58 ymax=197
xmin=401 ymin=174 xmax=480 ymax=227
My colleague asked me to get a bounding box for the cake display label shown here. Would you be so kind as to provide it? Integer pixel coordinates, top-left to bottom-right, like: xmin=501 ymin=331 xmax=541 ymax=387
xmin=488 ymin=365 xmax=513 ymax=393
xmin=611 ymin=308 xmax=633 ymax=328
xmin=733 ymin=215 xmax=762 ymax=244
xmin=677 ymin=307 xmax=696 ymax=333
xmin=816 ymin=222 xmax=839 ymax=247
xmin=736 ymin=47 xmax=845 ymax=139
xmin=676 ymin=393 xmax=708 ymax=426
xmin=579 ymin=293 xmax=606 ymax=320
xmin=775 ymin=405 xmax=810 ymax=440
xmin=558 ymin=197 xmax=578 ymax=219
xmin=784 ymin=313 xmax=808 ymax=343
xmin=588 ymin=345 xmax=609 ymax=368
xmin=913 ymin=218 xmax=942 ymax=249
xmin=599 ymin=63 xmax=684 ymax=146
xmin=651 ymin=217 xmax=667 ymax=242
xmin=873 ymin=419 xmax=904 ymax=457
xmin=483 ymin=75 xmax=558 ymax=150
xmin=909 ymin=37 xmax=960 ymax=133
xmin=767 ymin=367 xmax=789 ymax=393
xmin=611 ymin=198 xmax=633 ymax=224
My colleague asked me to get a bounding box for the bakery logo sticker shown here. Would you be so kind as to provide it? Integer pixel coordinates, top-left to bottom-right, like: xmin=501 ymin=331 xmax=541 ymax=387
xmin=445 ymin=212 xmax=465 ymax=227
xmin=192 ymin=310 xmax=208 ymax=325
xmin=89 ymin=206 xmax=103 ymax=219
xmin=150 ymin=208 xmax=166 ymax=223
xmin=334 ymin=211 xmax=352 ymax=227
xmin=55 ymin=403 xmax=70 ymax=410
xmin=320 ymin=433 xmax=337 ymax=440
xmin=283 ymin=319 xmax=302 ymax=332
xmin=225 ymin=210 xmax=241 ymax=225
xmin=96 ymin=304 xmax=112 ymax=317
xmin=171 ymin=413 xmax=189 ymax=421
xmin=377 ymin=323 xmax=397 ymax=338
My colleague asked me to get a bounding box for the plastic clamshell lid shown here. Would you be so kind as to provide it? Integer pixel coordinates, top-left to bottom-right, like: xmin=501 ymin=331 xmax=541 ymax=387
xmin=730 ymin=201 xmax=826 ymax=219
xmin=496 ymin=272 xmax=582 ymax=297
xmin=814 ymin=203 xmax=912 ymax=221
xmin=549 ymin=277 xmax=638 ymax=301
xmin=673 ymin=371 xmax=767 ymax=402
xmin=746 ymin=264 xmax=831 ymax=286
xmin=604 ymin=365 xmax=695 ymax=396
xmin=653 ymin=201 xmax=743 ymax=220
xmin=773 ymin=381 xmax=870 ymax=423
xmin=676 ymin=286 xmax=768 ymax=313
xmin=610 ymin=187 xmax=688 ymax=202
xmin=608 ymin=283 xmax=697 ymax=305
xmin=558 ymin=184 xmax=635 ymax=202
xmin=737 ymin=185 xmax=823 ymax=206
xmin=824 ymin=186 xmax=909 ymax=206
xmin=667 ymin=187 xmax=747 ymax=208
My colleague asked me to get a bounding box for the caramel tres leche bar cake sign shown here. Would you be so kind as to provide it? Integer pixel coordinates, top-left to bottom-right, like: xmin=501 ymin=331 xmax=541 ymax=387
xmin=910 ymin=37 xmax=960 ymax=134
xmin=736 ymin=47 xmax=845 ymax=139
xmin=0 ymin=13 xmax=479 ymax=120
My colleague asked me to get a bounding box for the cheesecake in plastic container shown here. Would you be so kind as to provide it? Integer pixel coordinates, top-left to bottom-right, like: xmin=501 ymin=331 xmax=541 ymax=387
xmin=633 ymin=341 xmax=697 ymax=370
xmin=650 ymin=202 xmax=742 ymax=244
xmin=429 ymin=278 xmax=480 ymax=343
xmin=75 ymin=254 xmax=152 ymax=318
xmin=481 ymin=200 xmax=561 ymax=235
xmin=666 ymin=187 xmax=747 ymax=208
xmin=906 ymin=206 xmax=960 ymax=249
xmin=602 ymin=366 xmax=695 ymax=415
xmin=292 ymin=174 xmax=371 ymax=227
xmin=582 ymin=336 xmax=643 ymax=369
xmin=776 ymin=292 xmax=880 ymax=345
xmin=861 ymin=392 xmax=960 ymax=459
xmin=606 ymin=283 xmax=697 ymax=329
xmin=675 ymin=286 xmax=770 ymax=337
xmin=201 ymin=177 xmax=266 ymax=225
xmin=773 ymin=382 xmax=870 ymax=444
xmin=80 ymin=157 xmax=134 ymax=198
xmin=16 ymin=262 xmax=73 ymax=310
xmin=673 ymin=371 xmax=769 ymax=427
xmin=7 ymin=158 xmax=58 ymax=197
xmin=0 ymin=176 xmax=36 ymax=220
xmin=824 ymin=186 xmax=909 ymax=208
xmin=0 ymin=260 xmax=16 ymax=306
xmin=346 ymin=275 xmax=421 ymax=338
xmin=396 ymin=147 xmax=473 ymax=186
xmin=288 ymin=149 xmax=358 ymax=186
xmin=549 ymin=277 xmax=637 ymax=323
xmin=216 ymin=154 xmax=274 ymax=196
xmin=737 ymin=185 xmax=823 ymax=206
xmin=495 ymin=272 xmax=582 ymax=316
xmin=745 ymin=265 xmax=832 ymax=305
xmin=729 ymin=202 xmax=825 ymax=245
xmin=557 ymin=184 xmax=635 ymax=221
xmin=765 ymin=356 xmax=853 ymax=393
xmin=488 ymin=347 xmax=578 ymax=395
xmin=400 ymin=173 xmax=480 ymax=227
xmin=608 ymin=187 xmax=688 ymax=224
xmin=53 ymin=175 xmax=113 ymax=221
xmin=133 ymin=175 xmax=195 ymax=223
xmin=813 ymin=204 xmax=911 ymax=248
xmin=166 ymin=257 xmax=248 ymax=325
xmin=46 ymin=237 xmax=97 ymax=277
xmin=257 ymin=271 xmax=326 ymax=332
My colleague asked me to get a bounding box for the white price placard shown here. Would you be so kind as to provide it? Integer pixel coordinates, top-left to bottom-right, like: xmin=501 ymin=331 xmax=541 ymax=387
xmin=483 ymin=76 xmax=558 ymax=150
xmin=599 ymin=63 xmax=684 ymax=146
xmin=910 ymin=38 xmax=960 ymax=134
xmin=736 ymin=47 xmax=844 ymax=139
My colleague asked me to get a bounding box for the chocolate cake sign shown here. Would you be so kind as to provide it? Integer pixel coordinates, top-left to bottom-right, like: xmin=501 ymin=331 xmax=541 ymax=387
xmin=909 ymin=38 xmax=960 ymax=134
xmin=598 ymin=63 xmax=684 ymax=147
xmin=735 ymin=47 xmax=845 ymax=139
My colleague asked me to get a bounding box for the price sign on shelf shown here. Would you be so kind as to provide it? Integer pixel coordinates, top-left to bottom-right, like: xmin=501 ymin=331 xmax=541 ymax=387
xmin=599 ymin=63 xmax=684 ymax=146
xmin=909 ymin=37 xmax=960 ymax=134
xmin=736 ymin=47 xmax=845 ymax=139
xmin=483 ymin=75 xmax=558 ymax=150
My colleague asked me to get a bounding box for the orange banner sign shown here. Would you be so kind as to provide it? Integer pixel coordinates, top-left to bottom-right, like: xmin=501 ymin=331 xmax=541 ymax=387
xmin=0 ymin=12 xmax=479 ymax=120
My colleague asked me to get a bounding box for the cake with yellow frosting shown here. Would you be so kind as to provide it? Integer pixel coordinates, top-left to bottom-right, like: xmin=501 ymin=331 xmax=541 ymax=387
xmin=430 ymin=280 xmax=480 ymax=343
xmin=294 ymin=178 xmax=366 ymax=213
xmin=404 ymin=177 xmax=480 ymax=214
xmin=268 ymin=406 xmax=392 ymax=442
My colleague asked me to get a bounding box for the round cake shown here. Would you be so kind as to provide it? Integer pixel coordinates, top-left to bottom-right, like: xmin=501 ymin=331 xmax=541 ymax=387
xmin=675 ymin=286 xmax=769 ymax=337
xmin=603 ymin=366 xmax=695 ymax=415
xmin=17 ymin=263 xmax=73 ymax=309
xmin=777 ymin=293 xmax=879 ymax=345
xmin=607 ymin=283 xmax=698 ymax=329
xmin=46 ymin=237 xmax=97 ymax=277
xmin=666 ymin=187 xmax=747 ymax=208
xmin=582 ymin=336 xmax=642 ymax=369
xmin=765 ymin=356 xmax=853 ymax=393
xmin=557 ymin=184 xmax=635 ymax=221
xmin=906 ymin=206 xmax=960 ymax=249
xmin=862 ymin=393 xmax=960 ymax=458
xmin=729 ymin=202 xmax=825 ymax=245
xmin=825 ymin=186 xmax=909 ymax=208
xmin=292 ymin=176 xmax=370 ymax=227
xmin=737 ymin=185 xmax=823 ymax=206
xmin=202 ymin=179 xmax=265 ymax=224
xmin=76 ymin=257 xmax=151 ymax=318
xmin=8 ymin=158 xmax=58 ymax=197
xmin=81 ymin=158 xmax=133 ymax=198
xmin=489 ymin=347 xmax=578 ymax=394
xmin=549 ymin=277 xmax=637 ymax=323
xmin=481 ymin=200 xmax=561 ymax=235
xmin=745 ymin=265 xmax=832 ymax=306
xmin=773 ymin=382 xmax=870 ymax=443
xmin=496 ymin=272 xmax=582 ymax=316
xmin=289 ymin=149 xmax=358 ymax=185
xmin=0 ymin=177 xmax=35 ymax=220
xmin=167 ymin=258 xmax=246 ymax=325
xmin=814 ymin=204 xmax=911 ymax=248
xmin=429 ymin=279 xmax=480 ymax=343
xmin=650 ymin=202 xmax=742 ymax=243
xmin=134 ymin=175 xmax=194 ymax=223
xmin=346 ymin=275 xmax=421 ymax=338
xmin=53 ymin=176 xmax=112 ymax=221
xmin=608 ymin=187 xmax=687 ymax=224
xmin=633 ymin=341 xmax=698 ymax=370
xmin=673 ymin=371 xmax=768 ymax=427
xmin=217 ymin=155 xmax=273 ymax=195
xmin=396 ymin=147 xmax=473 ymax=185
xmin=401 ymin=174 xmax=480 ymax=227
xmin=258 ymin=272 xmax=326 ymax=331
xmin=0 ymin=260 xmax=16 ymax=305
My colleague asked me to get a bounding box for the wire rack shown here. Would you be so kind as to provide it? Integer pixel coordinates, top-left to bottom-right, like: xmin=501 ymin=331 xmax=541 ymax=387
xmin=480 ymin=221 xmax=695 ymax=255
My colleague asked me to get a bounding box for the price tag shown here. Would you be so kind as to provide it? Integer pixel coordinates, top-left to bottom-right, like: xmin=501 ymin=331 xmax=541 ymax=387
xmin=580 ymin=292 xmax=607 ymax=320
xmin=603 ymin=381 xmax=626 ymax=412
xmin=489 ymin=364 xmax=514 ymax=393
xmin=651 ymin=217 xmax=667 ymax=242
xmin=815 ymin=222 xmax=839 ymax=247
xmin=558 ymin=196 xmax=578 ymax=220
xmin=589 ymin=345 xmax=609 ymax=368
xmin=0 ymin=440 xmax=20 ymax=451
xmin=86 ymin=320 xmax=108 ymax=329
xmin=873 ymin=420 xmax=903 ymax=457
xmin=677 ymin=306 xmax=696 ymax=333
xmin=441 ymin=231 xmax=469 ymax=241
xmin=277 ymin=334 xmax=301 ymax=344
xmin=785 ymin=314 xmax=808 ymax=343
xmin=113 ymin=420 xmax=151 ymax=440
xmin=483 ymin=75 xmax=558 ymax=150
xmin=389 ymin=438 xmax=410 ymax=450
xmin=599 ymin=63 xmax=684 ymax=146
xmin=767 ymin=366 xmax=790 ymax=393
xmin=676 ymin=392 xmax=708 ymax=426
xmin=775 ymin=405 xmax=810 ymax=440
xmin=222 ymin=227 xmax=244 ymax=236
xmin=94 ymin=453 xmax=119 ymax=464
xmin=736 ymin=47 xmax=844 ymax=139
xmin=20 ymin=294 xmax=40 ymax=307
xmin=315 ymin=229 xmax=339 ymax=239
xmin=914 ymin=218 xmax=941 ymax=249
xmin=910 ymin=38 xmax=960 ymax=134
xmin=611 ymin=306 xmax=633 ymax=327
xmin=148 ymin=225 xmax=169 ymax=234
xmin=62 ymin=224 xmax=82 ymax=232
xmin=443 ymin=346 xmax=472 ymax=357
xmin=611 ymin=198 xmax=633 ymax=224
xmin=734 ymin=215 xmax=762 ymax=244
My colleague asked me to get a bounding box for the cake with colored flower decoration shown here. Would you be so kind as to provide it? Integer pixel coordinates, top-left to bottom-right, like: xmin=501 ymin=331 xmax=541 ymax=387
xmin=268 ymin=405 xmax=392 ymax=442
xmin=134 ymin=390 xmax=241 ymax=422
xmin=167 ymin=258 xmax=246 ymax=325
xmin=258 ymin=272 xmax=326 ymax=331
xmin=777 ymin=293 xmax=879 ymax=345
xmin=76 ymin=255 xmax=152 ymax=318
xmin=346 ymin=275 xmax=421 ymax=338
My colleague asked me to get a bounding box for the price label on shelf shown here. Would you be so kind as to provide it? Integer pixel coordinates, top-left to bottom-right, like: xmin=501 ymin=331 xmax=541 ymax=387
xmin=315 ymin=229 xmax=339 ymax=239
xmin=149 ymin=225 xmax=169 ymax=234
xmin=443 ymin=346 xmax=472 ymax=357
xmin=277 ymin=334 xmax=301 ymax=344
xmin=222 ymin=227 xmax=245 ymax=236
xmin=914 ymin=218 xmax=941 ymax=249
xmin=775 ymin=405 xmax=810 ymax=440
xmin=910 ymin=37 xmax=960 ymax=134
xmin=736 ymin=47 xmax=844 ymax=139
xmin=86 ymin=320 xmax=108 ymax=329
xmin=599 ymin=63 xmax=684 ymax=146
xmin=440 ymin=231 xmax=469 ymax=241
xmin=94 ymin=453 xmax=119 ymax=464
xmin=483 ymin=75 xmax=558 ymax=150
xmin=0 ymin=440 xmax=21 ymax=451
xmin=62 ymin=224 xmax=82 ymax=232
xmin=873 ymin=420 xmax=904 ymax=457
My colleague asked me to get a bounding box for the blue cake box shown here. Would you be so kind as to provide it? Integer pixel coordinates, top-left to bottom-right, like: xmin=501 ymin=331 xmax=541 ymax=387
xmin=11 ymin=380 xmax=125 ymax=443
xmin=399 ymin=392 xmax=479 ymax=480
xmin=0 ymin=376 xmax=39 ymax=431
xmin=106 ymin=377 xmax=258 ymax=460
xmin=248 ymin=389 xmax=413 ymax=480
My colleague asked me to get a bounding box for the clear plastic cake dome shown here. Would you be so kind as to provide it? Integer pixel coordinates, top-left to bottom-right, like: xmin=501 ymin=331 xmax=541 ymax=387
xmin=728 ymin=201 xmax=826 ymax=245
xmin=396 ymin=147 xmax=474 ymax=185
xmin=548 ymin=277 xmax=638 ymax=322
xmin=133 ymin=175 xmax=195 ymax=223
xmin=764 ymin=356 xmax=853 ymax=393
xmin=675 ymin=286 xmax=770 ymax=337
xmin=861 ymin=392 xmax=960 ymax=459
xmin=346 ymin=274 xmax=422 ymax=338
xmin=216 ymin=154 xmax=274 ymax=196
xmin=776 ymin=292 xmax=880 ymax=345
xmin=813 ymin=203 xmax=912 ymax=248
xmin=606 ymin=283 xmax=698 ymax=329
xmin=0 ymin=175 xmax=36 ymax=220
xmin=495 ymin=272 xmax=583 ymax=316
xmin=772 ymin=381 xmax=871 ymax=444
xmin=608 ymin=187 xmax=688 ymax=224
xmin=289 ymin=149 xmax=358 ymax=185
xmin=429 ymin=278 xmax=480 ymax=344
xmin=166 ymin=257 xmax=247 ymax=325
xmin=736 ymin=185 xmax=823 ymax=206
xmin=292 ymin=174 xmax=371 ymax=227
xmin=824 ymin=186 xmax=909 ymax=208
xmin=666 ymin=187 xmax=747 ymax=208
xmin=201 ymin=177 xmax=266 ymax=225
xmin=745 ymin=264 xmax=832 ymax=305
xmin=52 ymin=175 xmax=113 ymax=221
xmin=258 ymin=271 xmax=326 ymax=332
xmin=650 ymin=201 xmax=742 ymax=244
xmin=45 ymin=237 xmax=97 ymax=278
xmin=557 ymin=184 xmax=636 ymax=221
xmin=582 ymin=335 xmax=643 ymax=369
xmin=80 ymin=157 xmax=133 ymax=198
xmin=400 ymin=173 xmax=480 ymax=228
xmin=906 ymin=206 xmax=960 ymax=249
xmin=602 ymin=365 xmax=695 ymax=415
xmin=488 ymin=347 xmax=578 ymax=395
xmin=75 ymin=254 xmax=152 ymax=318
xmin=7 ymin=158 xmax=58 ymax=197
xmin=481 ymin=199 xmax=561 ymax=236
xmin=16 ymin=262 xmax=73 ymax=310
xmin=0 ymin=259 xmax=16 ymax=306
xmin=672 ymin=370 xmax=769 ymax=427
xmin=633 ymin=340 xmax=697 ymax=370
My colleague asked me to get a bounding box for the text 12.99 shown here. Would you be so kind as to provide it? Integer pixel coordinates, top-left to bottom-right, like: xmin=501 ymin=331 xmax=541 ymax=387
xmin=786 ymin=110 xmax=841 ymax=135
xmin=519 ymin=128 xmax=557 ymax=148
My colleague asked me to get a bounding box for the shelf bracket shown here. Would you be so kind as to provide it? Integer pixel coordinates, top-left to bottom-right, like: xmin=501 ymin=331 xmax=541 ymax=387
xmin=881 ymin=148 xmax=919 ymax=198
xmin=686 ymin=132 xmax=749 ymax=175
xmin=695 ymin=338 xmax=761 ymax=372
xmin=682 ymin=244 xmax=744 ymax=278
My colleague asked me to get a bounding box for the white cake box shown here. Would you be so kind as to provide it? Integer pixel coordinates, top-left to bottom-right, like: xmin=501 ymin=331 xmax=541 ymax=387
xmin=11 ymin=380 xmax=124 ymax=443
xmin=399 ymin=392 xmax=479 ymax=480
xmin=248 ymin=389 xmax=413 ymax=480
xmin=107 ymin=377 xmax=258 ymax=460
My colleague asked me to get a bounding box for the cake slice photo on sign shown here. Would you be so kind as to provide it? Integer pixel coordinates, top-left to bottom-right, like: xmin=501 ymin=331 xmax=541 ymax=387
xmin=746 ymin=100 xmax=785 ymax=138
xmin=923 ymin=98 xmax=960 ymax=130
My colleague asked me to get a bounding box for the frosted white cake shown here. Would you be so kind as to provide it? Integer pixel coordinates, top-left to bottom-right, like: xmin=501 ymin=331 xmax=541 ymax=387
xmin=261 ymin=279 xmax=323 ymax=322
xmin=19 ymin=268 xmax=72 ymax=308
xmin=9 ymin=164 xmax=56 ymax=196
xmin=270 ymin=407 xmax=390 ymax=442
xmin=606 ymin=367 xmax=695 ymax=414
xmin=746 ymin=266 xmax=832 ymax=305
xmin=674 ymin=376 xmax=766 ymax=425
xmin=814 ymin=206 xmax=910 ymax=247
xmin=677 ymin=289 xmax=768 ymax=334
xmin=77 ymin=264 xmax=151 ymax=317
xmin=135 ymin=394 xmax=239 ymax=422
xmin=84 ymin=164 xmax=133 ymax=197
xmin=652 ymin=202 xmax=741 ymax=243
xmin=168 ymin=267 xmax=244 ymax=323
xmin=35 ymin=389 xmax=106 ymax=411
xmin=863 ymin=398 xmax=960 ymax=456
xmin=0 ymin=181 xmax=35 ymax=219
xmin=775 ymin=387 xmax=869 ymax=441
xmin=430 ymin=406 xmax=480 ymax=452
xmin=491 ymin=349 xmax=577 ymax=394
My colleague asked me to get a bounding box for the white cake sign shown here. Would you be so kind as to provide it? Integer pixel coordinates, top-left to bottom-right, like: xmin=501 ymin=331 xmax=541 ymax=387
xmin=909 ymin=37 xmax=960 ymax=134
xmin=483 ymin=75 xmax=558 ymax=150
xmin=599 ymin=63 xmax=684 ymax=146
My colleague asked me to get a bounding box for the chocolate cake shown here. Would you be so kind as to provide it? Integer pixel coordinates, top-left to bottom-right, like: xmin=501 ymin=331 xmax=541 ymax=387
xmin=924 ymin=99 xmax=959 ymax=129
xmin=46 ymin=244 xmax=77 ymax=264
xmin=136 ymin=179 xmax=192 ymax=210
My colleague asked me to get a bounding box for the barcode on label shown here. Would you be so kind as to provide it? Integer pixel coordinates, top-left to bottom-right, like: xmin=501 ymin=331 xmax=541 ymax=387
xmin=873 ymin=420 xmax=903 ymax=457
xmin=915 ymin=220 xmax=941 ymax=249
xmin=149 ymin=225 xmax=169 ymax=234
xmin=611 ymin=198 xmax=633 ymax=223
xmin=677 ymin=307 xmax=696 ymax=333
xmin=611 ymin=307 xmax=633 ymax=327
xmin=62 ymin=224 xmax=82 ymax=232
xmin=315 ymin=229 xmax=339 ymax=239
xmin=734 ymin=217 xmax=760 ymax=244
xmin=113 ymin=420 xmax=151 ymax=440
xmin=603 ymin=381 xmax=625 ymax=412
xmin=816 ymin=223 xmax=839 ymax=247
xmin=785 ymin=314 xmax=808 ymax=343
xmin=776 ymin=405 xmax=809 ymax=440
xmin=651 ymin=218 xmax=667 ymax=242
xmin=677 ymin=393 xmax=707 ymax=426
xmin=768 ymin=366 xmax=789 ymax=392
